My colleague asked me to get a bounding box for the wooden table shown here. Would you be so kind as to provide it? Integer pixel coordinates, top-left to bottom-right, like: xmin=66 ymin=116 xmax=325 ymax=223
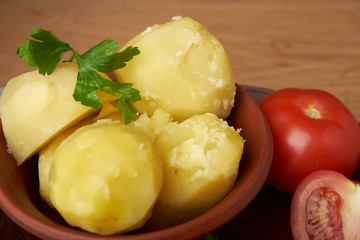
xmin=0 ymin=0 xmax=359 ymax=239
xmin=1 ymin=0 xmax=359 ymax=121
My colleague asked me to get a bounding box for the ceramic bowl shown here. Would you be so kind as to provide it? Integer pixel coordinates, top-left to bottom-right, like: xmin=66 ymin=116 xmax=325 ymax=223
xmin=0 ymin=84 xmax=273 ymax=240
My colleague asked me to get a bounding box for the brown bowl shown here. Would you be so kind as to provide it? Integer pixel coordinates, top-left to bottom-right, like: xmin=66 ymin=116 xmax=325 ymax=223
xmin=0 ymin=84 xmax=273 ymax=240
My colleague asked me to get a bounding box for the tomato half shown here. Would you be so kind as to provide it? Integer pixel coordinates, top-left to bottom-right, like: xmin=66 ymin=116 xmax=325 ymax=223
xmin=259 ymin=88 xmax=360 ymax=193
xmin=290 ymin=170 xmax=360 ymax=240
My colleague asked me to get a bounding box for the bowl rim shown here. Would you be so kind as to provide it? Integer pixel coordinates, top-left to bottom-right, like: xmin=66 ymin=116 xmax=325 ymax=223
xmin=0 ymin=84 xmax=273 ymax=240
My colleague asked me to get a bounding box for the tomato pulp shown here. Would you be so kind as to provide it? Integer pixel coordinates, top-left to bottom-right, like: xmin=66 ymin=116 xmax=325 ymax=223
xmin=260 ymin=88 xmax=360 ymax=193
xmin=290 ymin=170 xmax=360 ymax=240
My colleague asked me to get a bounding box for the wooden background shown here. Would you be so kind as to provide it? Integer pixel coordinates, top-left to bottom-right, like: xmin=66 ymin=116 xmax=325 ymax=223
xmin=0 ymin=0 xmax=359 ymax=239
xmin=0 ymin=0 xmax=359 ymax=120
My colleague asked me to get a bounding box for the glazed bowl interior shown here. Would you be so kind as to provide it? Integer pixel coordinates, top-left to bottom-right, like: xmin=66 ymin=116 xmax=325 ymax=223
xmin=0 ymin=84 xmax=273 ymax=240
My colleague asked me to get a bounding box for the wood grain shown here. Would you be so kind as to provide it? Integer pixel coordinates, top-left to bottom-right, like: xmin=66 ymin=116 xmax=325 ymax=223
xmin=0 ymin=0 xmax=359 ymax=120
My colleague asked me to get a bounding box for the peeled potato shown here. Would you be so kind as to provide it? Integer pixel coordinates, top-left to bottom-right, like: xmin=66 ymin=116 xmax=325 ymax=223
xmin=39 ymin=97 xmax=124 ymax=207
xmin=38 ymin=114 xmax=102 ymax=206
xmin=128 ymin=110 xmax=244 ymax=229
xmin=143 ymin=113 xmax=244 ymax=229
xmin=38 ymin=130 xmax=69 ymax=207
xmin=133 ymin=108 xmax=176 ymax=142
xmin=48 ymin=120 xmax=163 ymax=235
xmin=38 ymin=109 xmax=162 ymax=211
xmin=0 ymin=63 xmax=96 ymax=164
xmin=115 ymin=16 xmax=236 ymax=121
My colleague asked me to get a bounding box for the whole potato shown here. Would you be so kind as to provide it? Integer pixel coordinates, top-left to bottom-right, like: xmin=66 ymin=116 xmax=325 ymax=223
xmin=115 ymin=16 xmax=236 ymax=121
xmin=142 ymin=112 xmax=244 ymax=229
xmin=38 ymin=114 xmax=102 ymax=206
xmin=38 ymin=99 xmax=125 ymax=207
xmin=46 ymin=120 xmax=163 ymax=235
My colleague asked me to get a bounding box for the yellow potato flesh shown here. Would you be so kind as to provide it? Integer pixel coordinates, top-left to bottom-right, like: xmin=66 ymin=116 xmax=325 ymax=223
xmin=133 ymin=108 xmax=175 ymax=142
xmin=142 ymin=112 xmax=244 ymax=229
xmin=40 ymin=109 xmax=242 ymax=232
xmin=47 ymin=120 xmax=163 ymax=235
xmin=115 ymin=16 xmax=235 ymax=121
xmin=39 ymin=100 xmax=123 ymax=207
xmin=0 ymin=63 xmax=95 ymax=165
xmin=39 ymin=115 xmax=101 ymax=206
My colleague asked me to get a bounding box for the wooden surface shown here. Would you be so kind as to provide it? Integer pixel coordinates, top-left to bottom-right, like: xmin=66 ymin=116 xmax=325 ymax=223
xmin=0 ymin=0 xmax=360 ymax=121
xmin=0 ymin=0 xmax=359 ymax=239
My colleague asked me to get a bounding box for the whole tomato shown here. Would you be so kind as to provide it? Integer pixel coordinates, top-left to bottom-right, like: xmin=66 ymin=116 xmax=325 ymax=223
xmin=259 ymin=88 xmax=360 ymax=193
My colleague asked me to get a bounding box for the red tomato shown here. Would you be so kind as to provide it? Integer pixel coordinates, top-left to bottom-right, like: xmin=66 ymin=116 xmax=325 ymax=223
xmin=259 ymin=88 xmax=360 ymax=193
xmin=290 ymin=170 xmax=360 ymax=240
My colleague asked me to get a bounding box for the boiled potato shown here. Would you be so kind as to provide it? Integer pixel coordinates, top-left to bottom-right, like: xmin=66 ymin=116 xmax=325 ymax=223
xmin=39 ymin=101 xmax=125 ymax=209
xmin=38 ymin=130 xmax=69 ymax=207
xmin=141 ymin=112 xmax=243 ymax=229
xmin=38 ymin=109 xmax=156 ymax=210
xmin=0 ymin=63 xmax=98 ymax=165
xmin=133 ymin=108 xmax=176 ymax=142
xmin=115 ymin=16 xmax=236 ymax=121
xmin=39 ymin=109 xmax=164 ymax=208
xmin=47 ymin=120 xmax=163 ymax=235
xmin=38 ymin=114 xmax=102 ymax=206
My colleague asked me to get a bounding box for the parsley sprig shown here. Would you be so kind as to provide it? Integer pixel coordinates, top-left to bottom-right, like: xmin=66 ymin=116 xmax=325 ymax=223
xmin=16 ymin=27 xmax=141 ymax=124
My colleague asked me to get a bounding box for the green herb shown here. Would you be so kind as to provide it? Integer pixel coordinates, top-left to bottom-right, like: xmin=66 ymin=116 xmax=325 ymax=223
xmin=205 ymin=233 xmax=219 ymax=240
xmin=16 ymin=27 xmax=141 ymax=124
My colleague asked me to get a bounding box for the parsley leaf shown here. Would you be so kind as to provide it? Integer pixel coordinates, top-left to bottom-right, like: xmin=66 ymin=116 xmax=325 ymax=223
xmin=17 ymin=28 xmax=72 ymax=75
xmin=17 ymin=27 xmax=141 ymax=124
xmin=205 ymin=233 xmax=219 ymax=240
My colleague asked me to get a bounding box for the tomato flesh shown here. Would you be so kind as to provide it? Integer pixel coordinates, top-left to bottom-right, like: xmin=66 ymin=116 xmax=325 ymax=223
xmin=305 ymin=187 xmax=343 ymax=239
xmin=291 ymin=170 xmax=360 ymax=240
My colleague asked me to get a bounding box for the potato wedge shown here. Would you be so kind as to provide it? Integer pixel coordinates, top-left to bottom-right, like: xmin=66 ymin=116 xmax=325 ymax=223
xmin=0 ymin=63 xmax=96 ymax=164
